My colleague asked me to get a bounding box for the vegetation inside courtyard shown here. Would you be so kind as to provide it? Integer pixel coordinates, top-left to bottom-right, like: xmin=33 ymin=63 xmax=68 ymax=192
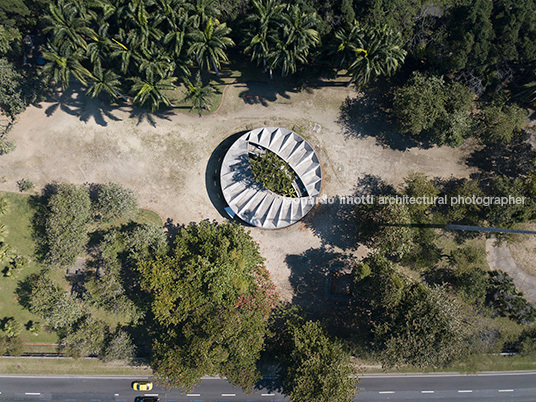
xmin=250 ymin=150 xmax=298 ymax=197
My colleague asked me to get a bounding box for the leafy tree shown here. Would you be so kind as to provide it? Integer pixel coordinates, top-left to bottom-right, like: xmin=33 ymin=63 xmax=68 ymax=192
xmin=393 ymin=72 xmax=474 ymax=146
xmin=93 ymin=182 xmax=138 ymax=220
xmin=356 ymin=201 xmax=414 ymax=259
xmin=0 ymin=59 xmax=33 ymax=119
xmin=381 ymin=284 xmax=466 ymax=368
xmin=279 ymin=320 xmax=357 ymax=402
xmin=138 ymin=221 xmax=277 ymax=390
xmin=43 ymin=183 xmax=91 ymax=266
xmin=27 ymin=272 xmax=84 ymax=330
xmin=478 ymin=100 xmax=527 ymax=144
xmin=485 ymin=176 xmax=535 ymax=228
xmin=62 ymin=317 xmax=108 ymax=359
xmin=101 ymin=328 xmax=136 ymax=363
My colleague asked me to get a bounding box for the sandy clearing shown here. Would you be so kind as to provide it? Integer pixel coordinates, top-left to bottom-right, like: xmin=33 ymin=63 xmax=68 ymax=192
xmin=0 ymin=80 xmax=478 ymax=302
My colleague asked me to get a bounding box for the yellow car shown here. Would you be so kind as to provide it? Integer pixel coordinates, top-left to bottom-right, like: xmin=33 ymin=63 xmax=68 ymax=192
xmin=132 ymin=381 xmax=153 ymax=391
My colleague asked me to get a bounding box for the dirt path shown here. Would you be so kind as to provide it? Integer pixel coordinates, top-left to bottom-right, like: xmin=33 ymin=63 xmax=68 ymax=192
xmin=0 ymin=80 xmax=478 ymax=303
xmin=486 ymin=238 xmax=536 ymax=304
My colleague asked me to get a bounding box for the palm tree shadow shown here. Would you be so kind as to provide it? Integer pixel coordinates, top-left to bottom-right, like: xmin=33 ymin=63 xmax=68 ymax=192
xmin=128 ymin=106 xmax=173 ymax=127
xmin=237 ymin=80 xmax=298 ymax=106
xmin=43 ymin=84 xmax=123 ymax=127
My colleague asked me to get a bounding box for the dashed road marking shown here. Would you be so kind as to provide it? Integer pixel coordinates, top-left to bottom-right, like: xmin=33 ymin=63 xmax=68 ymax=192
xmin=458 ymin=390 xmax=473 ymax=393
xmin=25 ymin=393 xmax=41 ymax=396
xmin=144 ymin=394 xmax=159 ymax=397
xmin=421 ymin=391 xmax=434 ymax=393
xmin=499 ymin=389 xmax=514 ymax=392
xmin=221 ymin=394 xmax=236 ymax=397
xmin=262 ymin=394 xmax=275 ymax=397
xmin=379 ymin=391 xmax=395 ymax=394
xmin=187 ymin=394 xmax=201 ymax=397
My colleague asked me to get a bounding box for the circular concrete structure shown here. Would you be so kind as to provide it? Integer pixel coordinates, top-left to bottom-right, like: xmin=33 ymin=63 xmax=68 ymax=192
xmin=220 ymin=127 xmax=322 ymax=229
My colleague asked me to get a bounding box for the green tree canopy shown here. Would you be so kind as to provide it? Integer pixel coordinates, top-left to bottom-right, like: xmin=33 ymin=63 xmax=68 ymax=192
xmin=137 ymin=221 xmax=277 ymax=390
xmin=279 ymin=320 xmax=357 ymax=402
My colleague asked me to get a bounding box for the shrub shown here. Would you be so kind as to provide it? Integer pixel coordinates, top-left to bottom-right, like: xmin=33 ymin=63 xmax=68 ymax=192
xmin=0 ymin=137 xmax=15 ymax=155
xmin=2 ymin=317 xmax=21 ymax=338
xmin=17 ymin=178 xmax=34 ymax=192
xmin=44 ymin=183 xmax=91 ymax=266
xmin=94 ymin=183 xmax=138 ymax=220
xmin=250 ymin=150 xmax=297 ymax=197
xmin=7 ymin=335 xmax=24 ymax=356
xmin=486 ymin=270 xmax=536 ymax=324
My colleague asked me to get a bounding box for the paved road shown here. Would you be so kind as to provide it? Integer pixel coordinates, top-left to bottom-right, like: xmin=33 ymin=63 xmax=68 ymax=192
xmin=0 ymin=372 xmax=535 ymax=401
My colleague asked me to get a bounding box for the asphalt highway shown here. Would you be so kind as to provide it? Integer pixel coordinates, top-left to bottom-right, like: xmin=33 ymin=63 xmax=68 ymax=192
xmin=0 ymin=371 xmax=535 ymax=401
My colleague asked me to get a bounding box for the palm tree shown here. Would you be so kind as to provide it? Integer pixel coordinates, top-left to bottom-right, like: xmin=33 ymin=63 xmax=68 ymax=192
xmin=42 ymin=43 xmax=92 ymax=90
xmin=188 ymin=0 xmax=220 ymax=29
xmin=187 ymin=17 xmax=235 ymax=78
xmin=244 ymin=0 xmax=282 ymax=71
xmin=86 ymin=66 xmax=122 ymax=100
xmin=334 ymin=20 xmax=365 ymax=70
xmin=130 ymin=70 xmax=177 ymax=112
xmin=346 ymin=25 xmax=407 ymax=86
xmin=0 ymin=198 xmax=9 ymax=216
xmin=267 ymin=4 xmax=320 ymax=77
xmin=0 ymin=224 xmax=8 ymax=241
xmin=44 ymin=0 xmax=96 ymax=51
xmin=184 ymin=72 xmax=215 ymax=115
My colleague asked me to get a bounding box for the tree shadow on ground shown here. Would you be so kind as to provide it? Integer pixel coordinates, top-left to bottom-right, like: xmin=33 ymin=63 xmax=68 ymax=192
xmin=287 ymin=247 xmax=353 ymax=318
xmin=338 ymin=93 xmax=423 ymax=151
xmin=465 ymin=133 xmax=536 ymax=179
xmin=42 ymin=84 xmax=173 ymax=127
xmin=303 ymin=174 xmax=396 ymax=250
xmin=236 ymin=80 xmax=298 ymax=106
xmin=205 ymin=130 xmax=251 ymax=221
xmin=302 ymin=202 xmax=358 ymax=251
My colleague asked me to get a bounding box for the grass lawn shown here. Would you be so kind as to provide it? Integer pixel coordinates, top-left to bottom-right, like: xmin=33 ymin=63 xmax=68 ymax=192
xmin=0 ymin=190 xmax=162 ymax=351
xmin=0 ymin=357 xmax=152 ymax=375
xmin=163 ymin=66 xmax=243 ymax=116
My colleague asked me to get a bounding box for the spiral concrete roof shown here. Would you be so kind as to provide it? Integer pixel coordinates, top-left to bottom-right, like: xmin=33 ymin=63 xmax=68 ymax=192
xmin=220 ymin=127 xmax=322 ymax=229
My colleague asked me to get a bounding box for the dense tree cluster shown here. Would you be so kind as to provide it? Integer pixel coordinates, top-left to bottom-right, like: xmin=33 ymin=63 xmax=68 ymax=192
xmin=138 ymin=221 xmax=278 ymax=390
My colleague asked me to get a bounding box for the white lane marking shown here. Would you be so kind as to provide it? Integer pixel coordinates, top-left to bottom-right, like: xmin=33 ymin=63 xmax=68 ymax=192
xmin=144 ymin=394 xmax=159 ymax=397
xmin=114 ymin=394 xmax=119 ymax=396
xmin=499 ymin=389 xmax=514 ymax=392
xmin=379 ymin=391 xmax=395 ymax=394
xmin=25 ymin=393 xmax=41 ymax=395
xmin=221 ymin=393 xmax=236 ymax=397
xmin=262 ymin=394 xmax=275 ymax=397
xmin=458 ymin=390 xmax=473 ymax=393
xmin=187 ymin=394 xmax=201 ymax=397
xmin=421 ymin=391 xmax=434 ymax=393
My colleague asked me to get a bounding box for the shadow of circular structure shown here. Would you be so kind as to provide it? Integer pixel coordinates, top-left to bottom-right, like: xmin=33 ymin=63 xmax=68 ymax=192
xmin=220 ymin=127 xmax=322 ymax=229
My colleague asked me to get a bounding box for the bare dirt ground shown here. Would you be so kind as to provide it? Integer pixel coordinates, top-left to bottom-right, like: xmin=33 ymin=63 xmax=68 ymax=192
xmin=508 ymin=223 xmax=536 ymax=277
xmin=0 ymin=76 xmax=478 ymax=306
